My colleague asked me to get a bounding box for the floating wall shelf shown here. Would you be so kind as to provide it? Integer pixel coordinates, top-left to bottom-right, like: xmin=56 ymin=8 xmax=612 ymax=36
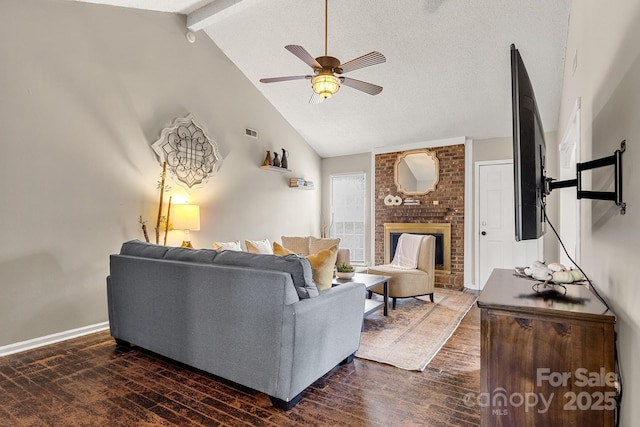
xmin=260 ymin=165 xmax=291 ymax=173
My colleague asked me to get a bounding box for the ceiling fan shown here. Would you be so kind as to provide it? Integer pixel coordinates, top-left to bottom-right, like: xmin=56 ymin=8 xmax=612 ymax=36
xmin=259 ymin=0 xmax=386 ymax=103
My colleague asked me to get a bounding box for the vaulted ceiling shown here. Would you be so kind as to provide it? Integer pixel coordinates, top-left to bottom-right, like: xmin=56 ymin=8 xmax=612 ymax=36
xmin=73 ymin=0 xmax=571 ymax=157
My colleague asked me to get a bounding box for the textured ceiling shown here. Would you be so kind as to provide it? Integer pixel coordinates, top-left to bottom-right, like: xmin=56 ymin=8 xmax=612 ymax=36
xmin=72 ymin=0 xmax=571 ymax=158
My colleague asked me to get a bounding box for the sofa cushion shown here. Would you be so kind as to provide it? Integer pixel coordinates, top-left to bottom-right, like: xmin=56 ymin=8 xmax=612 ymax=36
xmin=120 ymin=240 xmax=169 ymax=258
xmin=309 ymin=237 xmax=340 ymax=256
xmin=306 ymin=245 xmax=338 ymax=291
xmin=280 ymin=236 xmax=310 ymax=256
xmin=212 ymin=240 xmax=243 ymax=251
xmin=164 ymin=246 xmax=218 ymax=263
xmin=245 ymin=238 xmax=273 ymax=254
xmin=212 ymin=250 xmax=319 ymax=299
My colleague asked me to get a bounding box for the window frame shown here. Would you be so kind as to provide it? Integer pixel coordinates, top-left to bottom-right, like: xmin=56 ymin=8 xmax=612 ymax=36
xmin=329 ymin=172 xmax=366 ymax=264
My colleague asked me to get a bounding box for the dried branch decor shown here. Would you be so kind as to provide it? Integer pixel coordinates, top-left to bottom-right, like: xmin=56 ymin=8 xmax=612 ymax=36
xmin=139 ymin=162 xmax=172 ymax=244
xmin=155 ymin=162 xmax=168 ymax=244
xmin=163 ymin=196 xmax=173 ymax=246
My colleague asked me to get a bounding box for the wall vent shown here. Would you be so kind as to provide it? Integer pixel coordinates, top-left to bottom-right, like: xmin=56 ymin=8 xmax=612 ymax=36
xmin=245 ymin=128 xmax=258 ymax=139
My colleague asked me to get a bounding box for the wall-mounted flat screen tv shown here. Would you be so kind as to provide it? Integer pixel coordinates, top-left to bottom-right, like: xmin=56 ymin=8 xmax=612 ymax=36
xmin=511 ymin=44 xmax=547 ymax=241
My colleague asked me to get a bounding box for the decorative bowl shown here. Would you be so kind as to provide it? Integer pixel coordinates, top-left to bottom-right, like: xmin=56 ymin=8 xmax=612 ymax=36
xmin=336 ymin=271 xmax=355 ymax=280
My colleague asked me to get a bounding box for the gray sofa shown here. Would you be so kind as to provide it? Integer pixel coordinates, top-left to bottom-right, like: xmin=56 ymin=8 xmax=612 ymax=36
xmin=107 ymin=240 xmax=366 ymax=409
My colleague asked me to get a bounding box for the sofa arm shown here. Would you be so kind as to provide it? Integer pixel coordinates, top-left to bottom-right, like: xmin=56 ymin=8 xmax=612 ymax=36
xmin=277 ymin=281 xmax=365 ymax=400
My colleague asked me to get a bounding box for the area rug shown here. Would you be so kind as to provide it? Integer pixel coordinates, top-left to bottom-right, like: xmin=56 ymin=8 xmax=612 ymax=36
xmin=356 ymin=288 xmax=477 ymax=371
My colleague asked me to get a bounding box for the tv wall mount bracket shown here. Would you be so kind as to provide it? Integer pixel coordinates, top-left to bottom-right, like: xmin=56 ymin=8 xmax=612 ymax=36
xmin=546 ymin=140 xmax=626 ymax=215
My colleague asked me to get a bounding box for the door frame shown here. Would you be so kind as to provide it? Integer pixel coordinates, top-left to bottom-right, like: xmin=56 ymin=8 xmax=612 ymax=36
xmin=474 ymin=160 xmax=511 ymax=290
xmin=473 ymin=159 xmax=543 ymax=289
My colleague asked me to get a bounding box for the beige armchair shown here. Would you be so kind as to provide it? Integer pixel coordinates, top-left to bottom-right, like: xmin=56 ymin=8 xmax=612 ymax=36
xmin=367 ymin=235 xmax=435 ymax=309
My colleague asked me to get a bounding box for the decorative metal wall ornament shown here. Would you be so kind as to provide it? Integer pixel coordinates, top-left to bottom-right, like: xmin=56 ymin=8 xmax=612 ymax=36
xmin=151 ymin=114 xmax=222 ymax=188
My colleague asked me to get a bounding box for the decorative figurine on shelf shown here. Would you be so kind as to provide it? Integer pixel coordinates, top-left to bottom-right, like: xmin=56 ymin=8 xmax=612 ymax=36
xmin=281 ymin=148 xmax=289 ymax=169
xmin=263 ymin=150 xmax=272 ymax=166
xmin=272 ymin=152 xmax=281 ymax=167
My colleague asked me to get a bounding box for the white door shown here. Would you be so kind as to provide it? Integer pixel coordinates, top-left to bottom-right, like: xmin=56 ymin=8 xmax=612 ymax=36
xmin=476 ymin=161 xmax=541 ymax=289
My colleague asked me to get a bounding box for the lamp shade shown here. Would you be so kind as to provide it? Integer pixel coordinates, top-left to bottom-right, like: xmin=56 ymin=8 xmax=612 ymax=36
xmin=312 ymin=74 xmax=340 ymax=99
xmin=172 ymin=204 xmax=200 ymax=231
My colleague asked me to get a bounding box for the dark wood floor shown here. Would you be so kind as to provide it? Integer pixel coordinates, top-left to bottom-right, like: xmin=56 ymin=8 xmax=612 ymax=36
xmin=0 ymin=305 xmax=481 ymax=426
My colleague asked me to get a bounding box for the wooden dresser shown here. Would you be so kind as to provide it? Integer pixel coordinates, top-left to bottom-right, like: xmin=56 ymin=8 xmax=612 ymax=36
xmin=477 ymin=268 xmax=617 ymax=427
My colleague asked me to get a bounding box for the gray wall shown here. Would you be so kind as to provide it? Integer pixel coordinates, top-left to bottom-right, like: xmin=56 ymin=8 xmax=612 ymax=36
xmin=557 ymin=1 xmax=640 ymax=425
xmin=472 ymin=136 xmax=513 ymax=163
xmin=0 ymin=0 xmax=321 ymax=346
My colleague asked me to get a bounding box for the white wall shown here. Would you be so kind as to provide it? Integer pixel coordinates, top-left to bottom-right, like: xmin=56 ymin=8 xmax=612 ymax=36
xmin=557 ymin=1 xmax=640 ymax=425
xmin=0 ymin=0 xmax=321 ymax=346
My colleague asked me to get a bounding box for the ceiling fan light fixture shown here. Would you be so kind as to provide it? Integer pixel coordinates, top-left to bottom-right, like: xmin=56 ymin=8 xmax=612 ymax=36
xmin=312 ymin=74 xmax=340 ymax=99
xmin=259 ymin=0 xmax=384 ymax=100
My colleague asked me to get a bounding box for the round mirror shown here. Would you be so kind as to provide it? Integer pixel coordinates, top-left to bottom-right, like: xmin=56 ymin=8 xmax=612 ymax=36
xmin=394 ymin=149 xmax=439 ymax=195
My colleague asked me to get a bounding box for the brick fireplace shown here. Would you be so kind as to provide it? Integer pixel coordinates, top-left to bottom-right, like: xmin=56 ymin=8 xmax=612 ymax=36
xmin=374 ymin=144 xmax=465 ymax=289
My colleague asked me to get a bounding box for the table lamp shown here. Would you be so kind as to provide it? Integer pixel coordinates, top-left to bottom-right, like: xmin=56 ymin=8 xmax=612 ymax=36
xmin=171 ymin=204 xmax=200 ymax=248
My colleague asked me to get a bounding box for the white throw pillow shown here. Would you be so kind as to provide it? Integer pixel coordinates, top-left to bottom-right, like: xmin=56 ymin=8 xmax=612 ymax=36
xmin=245 ymin=238 xmax=273 ymax=254
xmin=212 ymin=240 xmax=242 ymax=251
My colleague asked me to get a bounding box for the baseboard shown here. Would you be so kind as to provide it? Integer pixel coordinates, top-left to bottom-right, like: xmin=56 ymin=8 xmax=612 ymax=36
xmin=0 ymin=322 xmax=110 ymax=357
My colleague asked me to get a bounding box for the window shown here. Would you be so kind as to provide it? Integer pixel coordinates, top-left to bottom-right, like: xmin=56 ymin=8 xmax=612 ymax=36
xmin=330 ymin=173 xmax=366 ymax=263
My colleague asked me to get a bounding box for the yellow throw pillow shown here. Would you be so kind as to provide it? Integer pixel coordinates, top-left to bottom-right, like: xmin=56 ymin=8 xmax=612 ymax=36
xmin=273 ymin=241 xmax=295 ymax=256
xmin=306 ymin=245 xmax=338 ymax=291
xmin=274 ymin=242 xmax=337 ymax=291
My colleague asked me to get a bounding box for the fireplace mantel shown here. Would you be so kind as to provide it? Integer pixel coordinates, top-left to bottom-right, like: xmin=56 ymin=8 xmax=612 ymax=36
xmin=384 ymin=223 xmax=451 ymax=274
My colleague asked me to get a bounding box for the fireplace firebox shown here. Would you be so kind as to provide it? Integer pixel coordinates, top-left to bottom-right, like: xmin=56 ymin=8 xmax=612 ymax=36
xmin=383 ymin=223 xmax=451 ymax=274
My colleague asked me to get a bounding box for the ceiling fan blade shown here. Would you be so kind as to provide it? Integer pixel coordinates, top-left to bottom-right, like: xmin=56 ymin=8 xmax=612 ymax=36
xmin=309 ymin=91 xmax=324 ymax=104
xmin=259 ymin=75 xmax=310 ymax=83
xmin=341 ymin=77 xmax=383 ymax=96
xmin=285 ymin=45 xmax=322 ymax=70
xmin=338 ymin=51 xmax=386 ymax=74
